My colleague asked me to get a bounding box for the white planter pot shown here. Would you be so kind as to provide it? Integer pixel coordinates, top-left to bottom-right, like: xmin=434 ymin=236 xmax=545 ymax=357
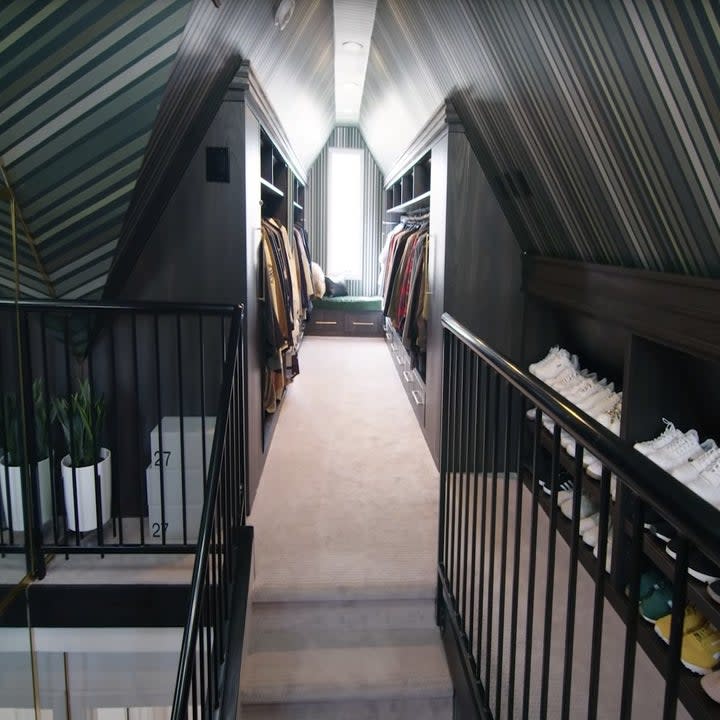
xmin=0 ymin=457 xmax=52 ymax=532
xmin=61 ymin=448 xmax=112 ymax=533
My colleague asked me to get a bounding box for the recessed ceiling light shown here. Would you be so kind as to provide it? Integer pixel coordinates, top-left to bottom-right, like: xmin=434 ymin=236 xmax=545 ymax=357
xmin=342 ymin=41 xmax=364 ymax=50
xmin=274 ymin=0 xmax=295 ymax=31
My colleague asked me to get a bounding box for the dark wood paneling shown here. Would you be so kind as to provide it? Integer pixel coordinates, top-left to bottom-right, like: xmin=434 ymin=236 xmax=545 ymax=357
xmin=524 ymin=256 xmax=720 ymax=361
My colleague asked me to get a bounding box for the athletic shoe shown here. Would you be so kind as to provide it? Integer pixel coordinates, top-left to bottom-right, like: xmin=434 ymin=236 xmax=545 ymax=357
xmin=672 ymin=441 xmax=720 ymax=484
xmin=560 ymin=493 xmax=597 ymax=521
xmin=639 ymin=568 xmax=666 ymax=601
xmin=666 ymin=539 xmax=720 ymax=584
xmin=533 ymin=350 xmax=579 ymax=381
xmin=680 ymin=622 xmax=720 ymax=675
xmin=708 ymin=580 xmax=720 ymax=605
xmin=654 ymin=605 xmax=706 ymax=644
xmin=593 ymin=534 xmax=613 ymax=573
xmin=582 ymin=519 xmax=611 ymax=548
xmin=546 ymin=368 xmax=590 ymax=392
xmin=701 ymin=668 xmax=720 ymax=703
xmin=639 ymin=583 xmax=673 ymax=622
xmin=540 ymin=470 xmax=574 ymax=497
xmin=556 ymin=489 xmax=574 ymax=507
xmin=685 ymin=458 xmax=720 ymax=508
xmin=648 ymin=429 xmax=701 ymax=471
xmin=645 ymin=518 xmax=677 ymax=543
xmin=578 ymin=512 xmax=599 ymax=536
xmin=563 ymin=377 xmax=608 ymax=404
xmin=633 ymin=419 xmax=682 ymax=457
xmin=582 ymin=389 xmax=622 ymax=418
xmin=529 ymin=346 xmax=563 ymax=375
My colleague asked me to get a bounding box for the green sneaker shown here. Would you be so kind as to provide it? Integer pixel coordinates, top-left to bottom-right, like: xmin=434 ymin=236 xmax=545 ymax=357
xmin=639 ymin=569 xmax=666 ymax=601
xmin=640 ymin=584 xmax=673 ymax=622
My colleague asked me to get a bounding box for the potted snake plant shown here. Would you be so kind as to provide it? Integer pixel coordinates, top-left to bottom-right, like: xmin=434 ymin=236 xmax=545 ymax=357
xmin=52 ymin=379 xmax=111 ymax=533
xmin=0 ymin=380 xmax=52 ymax=532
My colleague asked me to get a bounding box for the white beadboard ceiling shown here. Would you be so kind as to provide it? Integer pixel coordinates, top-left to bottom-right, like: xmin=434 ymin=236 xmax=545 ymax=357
xmin=333 ymin=0 xmax=378 ymax=125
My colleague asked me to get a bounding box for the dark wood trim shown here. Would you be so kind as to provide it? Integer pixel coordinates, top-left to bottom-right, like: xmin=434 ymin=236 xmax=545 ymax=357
xmin=524 ymin=256 xmax=720 ymax=360
xmin=231 ymin=62 xmax=306 ymax=184
xmin=385 ymin=100 xmax=460 ymax=186
xmin=219 ymin=525 xmax=253 ymax=720
xmin=25 ymin=584 xmax=191 ymax=627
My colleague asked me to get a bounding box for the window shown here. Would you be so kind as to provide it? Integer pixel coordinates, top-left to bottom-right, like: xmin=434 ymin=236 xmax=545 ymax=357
xmin=327 ymin=148 xmax=364 ymax=279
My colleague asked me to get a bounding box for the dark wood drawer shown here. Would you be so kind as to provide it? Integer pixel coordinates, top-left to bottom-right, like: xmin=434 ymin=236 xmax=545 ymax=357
xmin=306 ymin=309 xmax=343 ymax=335
xmin=345 ymin=311 xmax=383 ymax=336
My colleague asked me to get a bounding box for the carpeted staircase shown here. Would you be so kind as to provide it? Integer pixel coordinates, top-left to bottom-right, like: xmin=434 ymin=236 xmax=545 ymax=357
xmin=239 ymin=337 xmax=453 ymax=719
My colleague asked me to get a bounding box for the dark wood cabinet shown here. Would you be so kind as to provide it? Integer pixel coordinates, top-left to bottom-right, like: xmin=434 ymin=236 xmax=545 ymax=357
xmin=383 ymin=101 xmax=523 ymax=466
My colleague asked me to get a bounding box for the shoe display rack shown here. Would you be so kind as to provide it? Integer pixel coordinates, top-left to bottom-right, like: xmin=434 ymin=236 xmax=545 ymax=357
xmin=521 ymin=257 xmax=720 ymax=717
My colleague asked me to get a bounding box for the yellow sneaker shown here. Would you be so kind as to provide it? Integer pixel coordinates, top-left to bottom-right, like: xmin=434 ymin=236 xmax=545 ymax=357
xmin=654 ymin=605 xmax=705 ymax=644
xmin=681 ymin=623 xmax=720 ymax=675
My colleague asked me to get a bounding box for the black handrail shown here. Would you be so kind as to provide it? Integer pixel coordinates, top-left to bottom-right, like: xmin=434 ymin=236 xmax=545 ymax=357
xmin=441 ymin=312 xmax=720 ymax=566
xmin=171 ymin=304 xmax=245 ymax=719
xmin=0 ymin=299 xmax=237 ymax=314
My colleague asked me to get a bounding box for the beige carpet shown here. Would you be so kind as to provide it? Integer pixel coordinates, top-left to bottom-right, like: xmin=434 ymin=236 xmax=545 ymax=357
xmin=248 ymin=336 xmax=439 ymax=602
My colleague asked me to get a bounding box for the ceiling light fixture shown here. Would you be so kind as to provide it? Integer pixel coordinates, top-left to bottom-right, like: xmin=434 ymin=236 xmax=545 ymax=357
xmin=274 ymin=0 xmax=295 ymax=31
xmin=342 ymin=40 xmax=364 ymax=50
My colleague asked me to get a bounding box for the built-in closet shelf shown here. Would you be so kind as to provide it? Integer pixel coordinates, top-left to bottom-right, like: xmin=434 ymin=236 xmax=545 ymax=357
xmin=632 ymin=523 xmax=720 ymax=631
xmin=260 ymin=177 xmax=285 ymax=197
xmin=522 ymin=468 xmax=718 ymax=720
xmin=387 ymin=190 xmax=431 ymax=215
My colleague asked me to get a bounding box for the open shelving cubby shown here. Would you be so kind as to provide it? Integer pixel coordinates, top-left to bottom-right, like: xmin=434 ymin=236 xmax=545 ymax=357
xmin=385 ymin=151 xmax=431 ymax=214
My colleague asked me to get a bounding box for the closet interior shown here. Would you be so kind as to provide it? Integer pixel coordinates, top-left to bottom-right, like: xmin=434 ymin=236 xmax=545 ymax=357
xmin=521 ymin=258 xmax=720 ymax=717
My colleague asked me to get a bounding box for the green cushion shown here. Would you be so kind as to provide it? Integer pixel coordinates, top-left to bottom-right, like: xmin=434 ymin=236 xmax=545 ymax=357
xmin=312 ymin=296 xmax=382 ymax=312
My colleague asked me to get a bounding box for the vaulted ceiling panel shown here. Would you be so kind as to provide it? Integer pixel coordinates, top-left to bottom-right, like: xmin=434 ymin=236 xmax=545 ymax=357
xmin=362 ymin=0 xmax=720 ymax=277
xmin=0 ymin=0 xmax=193 ymax=299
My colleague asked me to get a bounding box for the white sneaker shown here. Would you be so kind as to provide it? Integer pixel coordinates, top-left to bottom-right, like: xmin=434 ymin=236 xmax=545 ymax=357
xmin=579 ymin=512 xmax=599 ymax=535
xmin=593 ymin=534 xmax=613 ymax=573
xmin=529 ymin=346 xmax=563 ymax=375
xmin=649 ymin=430 xmax=701 ymax=471
xmin=672 ymin=441 xmax=720 ymax=484
xmin=563 ymin=393 xmax=622 ymax=457
xmin=564 ymin=377 xmax=608 ymax=402
xmin=560 ymin=493 xmax=597 ymax=520
xmin=685 ymin=459 xmax=720 ymax=507
xmin=578 ymin=387 xmax=619 ymax=416
xmin=547 ymin=368 xmax=589 ymax=392
xmin=634 ymin=419 xmax=682 ymax=457
xmin=583 ymin=520 xmax=612 ymax=548
xmin=557 ymin=489 xmax=575 ymax=506
xmin=533 ymin=349 xmax=579 ymax=381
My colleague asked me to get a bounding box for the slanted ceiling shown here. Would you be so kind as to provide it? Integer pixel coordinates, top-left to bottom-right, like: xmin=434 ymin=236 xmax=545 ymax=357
xmin=362 ymin=0 xmax=720 ymax=277
xmin=0 ymin=0 xmax=193 ymax=299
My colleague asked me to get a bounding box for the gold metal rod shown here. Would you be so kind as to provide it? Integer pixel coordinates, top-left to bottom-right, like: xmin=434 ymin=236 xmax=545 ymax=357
xmin=0 ymin=160 xmax=56 ymax=297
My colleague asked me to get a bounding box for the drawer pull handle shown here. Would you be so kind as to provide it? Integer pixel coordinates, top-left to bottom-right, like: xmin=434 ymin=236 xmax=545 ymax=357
xmin=403 ymin=370 xmax=414 ymax=382
xmin=316 ymin=321 xmax=338 ymax=326
xmin=353 ymin=321 xmax=374 ymax=326
xmin=411 ymin=389 xmax=425 ymax=406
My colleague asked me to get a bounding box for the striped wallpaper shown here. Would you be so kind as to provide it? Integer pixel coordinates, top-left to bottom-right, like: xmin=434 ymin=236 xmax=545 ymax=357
xmin=361 ymin=0 xmax=720 ymax=278
xmin=306 ymin=126 xmax=384 ymax=296
xmin=0 ymin=0 xmax=193 ymax=299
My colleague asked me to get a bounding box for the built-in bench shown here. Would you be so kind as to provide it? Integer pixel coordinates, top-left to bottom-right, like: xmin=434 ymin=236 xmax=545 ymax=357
xmin=305 ymin=296 xmax=384 ymax=337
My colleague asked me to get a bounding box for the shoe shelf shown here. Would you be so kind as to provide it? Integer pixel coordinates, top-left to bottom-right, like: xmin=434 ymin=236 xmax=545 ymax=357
xmin=524 ymin=416 xmax=615 ymax=513
xmin=520 ymin=466 xmax=607 ymax=582
xmin=632 ymin=526 xmax=720 ymax=631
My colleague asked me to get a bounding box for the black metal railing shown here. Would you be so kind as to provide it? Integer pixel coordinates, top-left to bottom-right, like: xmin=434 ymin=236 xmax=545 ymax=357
xmin=0 ymin=300 xmax=239 ymax=575
xmin=171 ymin=304 xmax=247 ymax=720
xmin=438 ymin=313 xmax=720 ymax=720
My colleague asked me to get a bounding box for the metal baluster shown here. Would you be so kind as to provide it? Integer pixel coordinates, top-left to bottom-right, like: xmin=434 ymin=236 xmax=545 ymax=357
xmin=521 ymin=408 xmax=542 ymax=719
xmin=176 ymin=314 xmax=188 ymax=545
xmin=485 ymin=371 xmax=500 ymax=700
xmin=561 ymin=444 xmax=584 ymax=719
xmin=438 ymin=329 xmax=451 ymax=607
xmin=448 ymin=336 xmax=458 ymax=598
xmin=63 ymin=315 xmax=80 ymax=548
xmin=109 ymin=317 xmax=122 ymax=545
xmin=86 ymin=322 xmax=106 ymax=551
xmin=475 ymin=362 xmax=490 ymax=684
xmin=461 ymin=346 xmax=473 ymax=638
xmin=587 ymin=467 xmax=611 ymax=720
xmin=495 ymin=380 xmax=513 ymax=718
xmin=507 ymin=394 xmax=526 ymax=720
xmin=154 ymin=314 xmax=167 ymax=545
xmin=663 ymin=536 xmax=689 ymax=719
xmin=39 ymin=311 xmax=59 ymax=545
xmin=540 ymin=423 xmax=562 ymax=717
xmin=131 ymin=313 xmax=144 ymax=545
xmin=467 ymin=352 xmax=480 ymax=665
xmin=455 ymin=342 xmax=466 ymax=605
xmin=619 ymin=495 xmax=644 ymax=718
